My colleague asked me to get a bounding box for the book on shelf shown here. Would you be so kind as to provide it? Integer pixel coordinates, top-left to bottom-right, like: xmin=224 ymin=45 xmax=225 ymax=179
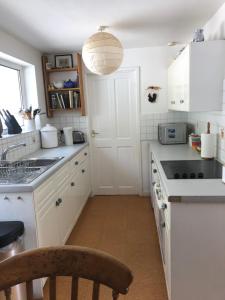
xmin=50 ymin=91 xmax=80 ymax=109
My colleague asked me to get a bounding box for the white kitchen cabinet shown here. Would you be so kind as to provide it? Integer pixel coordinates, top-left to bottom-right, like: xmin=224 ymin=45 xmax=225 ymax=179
xmin=168 ymin=41 xmax=225 ymax=111
xmin=34 ymin=146 xmax=91 ymax=247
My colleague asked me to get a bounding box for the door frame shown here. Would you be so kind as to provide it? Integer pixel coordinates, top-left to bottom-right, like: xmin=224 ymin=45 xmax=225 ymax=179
xmin=84 ymin=66 xmax=142 ymax=196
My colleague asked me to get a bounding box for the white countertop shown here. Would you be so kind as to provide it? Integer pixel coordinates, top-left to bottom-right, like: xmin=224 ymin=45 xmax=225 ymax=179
xmin=0 ymin=143 xmax=88 ymax=193
xmin=150 ymin=141 xmax=225 ymax=202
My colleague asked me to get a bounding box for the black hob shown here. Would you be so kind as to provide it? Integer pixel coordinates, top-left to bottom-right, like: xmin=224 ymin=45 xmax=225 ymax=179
xmin=160 ymin=160 xmax=222 ymax=179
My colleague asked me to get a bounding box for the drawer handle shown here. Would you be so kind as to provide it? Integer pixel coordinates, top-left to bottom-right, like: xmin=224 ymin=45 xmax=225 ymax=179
xmin=151 ymin=160 xmax=154 ymax=164
xmin=161 ymin=222 xmax=166 ymax=228
xmin=153 ymin=169 xmax=157 ymax=173
xmin=75 ymin=161 xmax=79 ymax=165
xmin=82 ymin=169 xmax=85 ymax=173
xmin=84 ymin=152 xmax=88 ymax=156
xmin=71 ymin=182 xmax=75 ymax=186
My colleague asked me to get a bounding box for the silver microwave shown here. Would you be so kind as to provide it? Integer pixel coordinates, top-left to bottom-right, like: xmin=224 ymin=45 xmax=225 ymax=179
xmin=158 ymin=123 xmax=187 ymax=145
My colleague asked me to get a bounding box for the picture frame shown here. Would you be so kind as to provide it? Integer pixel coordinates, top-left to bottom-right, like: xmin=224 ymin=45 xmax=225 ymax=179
xmin=55 ymin=54 xmax=73 ymax=68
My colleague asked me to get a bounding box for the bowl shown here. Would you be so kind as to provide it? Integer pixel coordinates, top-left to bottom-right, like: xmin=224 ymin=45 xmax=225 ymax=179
xmin=53 ymin=81 xmax=64 ymax=89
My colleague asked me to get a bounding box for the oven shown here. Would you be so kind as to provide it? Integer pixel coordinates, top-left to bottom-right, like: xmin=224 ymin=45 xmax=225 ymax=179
xmin=151 ymin=154 xmax=167 ymax=265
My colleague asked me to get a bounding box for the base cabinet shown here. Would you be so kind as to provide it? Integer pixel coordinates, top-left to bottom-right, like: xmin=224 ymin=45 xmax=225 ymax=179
xmin=151 ymin=151 xmax=225 ymax=300
xmin=35 ymin=146 xmax=91 ymax=247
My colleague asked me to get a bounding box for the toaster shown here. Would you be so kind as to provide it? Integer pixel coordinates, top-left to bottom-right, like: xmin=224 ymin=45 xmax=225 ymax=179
xmin=158 ymin=123 xmax=187 ymax=145
xmin=72 ymin=131 xmax=85 ymax=144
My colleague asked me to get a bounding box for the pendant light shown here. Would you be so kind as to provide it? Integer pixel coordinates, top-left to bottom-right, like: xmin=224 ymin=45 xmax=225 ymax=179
xmin=82 ymin=26 xmax=123 ymax=75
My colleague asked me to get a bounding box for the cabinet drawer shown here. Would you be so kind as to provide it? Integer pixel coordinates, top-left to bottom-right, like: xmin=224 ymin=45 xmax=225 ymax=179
xmin=70 ymin=147 xmax=89 ymax=171
xmin=34 ymin=162 xmax=70 ymax=210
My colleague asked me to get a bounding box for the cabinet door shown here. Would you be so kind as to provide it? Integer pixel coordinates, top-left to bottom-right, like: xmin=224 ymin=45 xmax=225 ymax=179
xmin=168 ymin=63 xmax=176 ymax=110
xmin=81 ymin=159 xmax=91 ymax=201
xmin=36 ymin=193 xmax=61 ymax=247
xmin=57 ymin=181 xmax=73 ymax=244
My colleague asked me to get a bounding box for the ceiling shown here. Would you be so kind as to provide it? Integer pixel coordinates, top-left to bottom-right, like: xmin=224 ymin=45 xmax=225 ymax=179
xmin=0 ymin=0 xmax=224 ymax=53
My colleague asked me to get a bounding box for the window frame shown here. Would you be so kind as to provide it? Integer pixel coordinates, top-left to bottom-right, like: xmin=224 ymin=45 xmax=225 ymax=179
xmin=0 ymin=58 xmax=26 ymax=111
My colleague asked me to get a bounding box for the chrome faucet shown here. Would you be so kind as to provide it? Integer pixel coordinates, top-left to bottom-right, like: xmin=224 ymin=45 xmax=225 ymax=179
xmin=1 ymin=143 xmax=26 ymax=160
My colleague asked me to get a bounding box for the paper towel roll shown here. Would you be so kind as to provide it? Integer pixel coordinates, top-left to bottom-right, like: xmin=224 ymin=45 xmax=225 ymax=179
xmin=201 ymin=133 xmax=216 ymax=159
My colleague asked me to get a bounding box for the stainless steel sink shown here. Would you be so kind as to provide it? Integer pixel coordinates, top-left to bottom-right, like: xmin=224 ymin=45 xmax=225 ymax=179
xmin=0 ymin=157 xmax=63 ymax=184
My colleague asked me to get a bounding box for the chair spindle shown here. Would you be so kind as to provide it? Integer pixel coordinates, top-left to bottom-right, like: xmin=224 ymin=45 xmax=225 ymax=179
xmin=49 ymin=276 xmax=56 ymax=300
xmin=71 ymin=276 xmax=79 ymax=300
xmin=26 ymin=280 xmax=33 ymax=300
xmin=92 ymin=282 xmax=100 ymax=300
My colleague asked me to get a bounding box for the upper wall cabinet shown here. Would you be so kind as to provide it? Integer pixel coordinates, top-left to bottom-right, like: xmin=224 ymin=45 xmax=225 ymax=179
xmin=168 ymin=41 xmax=225 ymax=112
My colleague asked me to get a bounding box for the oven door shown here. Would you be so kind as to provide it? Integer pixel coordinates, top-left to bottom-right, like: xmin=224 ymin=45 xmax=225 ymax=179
xmin=153 ymin=183 xmax=166 ymax=265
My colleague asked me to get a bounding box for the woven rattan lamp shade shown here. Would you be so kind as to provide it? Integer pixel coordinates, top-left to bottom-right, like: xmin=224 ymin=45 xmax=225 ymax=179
xmin=82 ymin=31 xmax=123 ymax=75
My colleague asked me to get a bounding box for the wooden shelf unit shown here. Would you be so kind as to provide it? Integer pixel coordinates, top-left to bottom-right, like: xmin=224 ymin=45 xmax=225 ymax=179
xmin=42 ymin=53 xmax=86 ymax=117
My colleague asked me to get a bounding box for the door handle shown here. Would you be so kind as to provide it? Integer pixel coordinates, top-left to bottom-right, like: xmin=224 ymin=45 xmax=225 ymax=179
xmin=91 ymin=130 xmax=100 ymax=137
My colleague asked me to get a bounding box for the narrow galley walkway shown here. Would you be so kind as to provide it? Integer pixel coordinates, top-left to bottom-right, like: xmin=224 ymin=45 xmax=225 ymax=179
xmin=44 ymin=196 xmax=168 ymax=300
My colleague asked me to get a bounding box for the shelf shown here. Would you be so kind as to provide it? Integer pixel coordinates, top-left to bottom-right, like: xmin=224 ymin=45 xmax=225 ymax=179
xmin=48 ymin=88 xmax=80 ymax=93
xmin=49 ymin=108 xmax=81 ymax=111
xmin=46 ymin=67 xmax=78 ymax=73
xmin=42 ymin=53 xmax=85 ymax=117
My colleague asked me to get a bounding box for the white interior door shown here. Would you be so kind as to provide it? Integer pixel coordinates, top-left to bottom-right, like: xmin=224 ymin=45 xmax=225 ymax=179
xmin=87 ymin=68 xmax=140 ymax=195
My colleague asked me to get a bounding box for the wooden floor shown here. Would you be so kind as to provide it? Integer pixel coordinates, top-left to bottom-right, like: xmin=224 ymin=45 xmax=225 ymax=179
xmin=44 ymin=195 xmax=168 ymax=300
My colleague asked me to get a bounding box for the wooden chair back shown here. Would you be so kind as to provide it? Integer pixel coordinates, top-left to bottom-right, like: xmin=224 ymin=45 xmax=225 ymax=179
xmin=0 ymin=246 xmax=133 ymax=300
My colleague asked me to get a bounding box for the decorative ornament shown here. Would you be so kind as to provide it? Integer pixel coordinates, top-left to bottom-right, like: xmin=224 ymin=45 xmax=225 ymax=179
xmin=82 ymin=26 xmax=123 ymax=75
xmin=146 ymin=86 xmax=161 ymax=103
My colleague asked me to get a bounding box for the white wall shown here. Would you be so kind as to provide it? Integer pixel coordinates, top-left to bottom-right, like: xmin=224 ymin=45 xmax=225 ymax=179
xmin=0 ymin=28 xmax=45 ymax=112
xmin=121 ymin=47 xmax=169 ymax=114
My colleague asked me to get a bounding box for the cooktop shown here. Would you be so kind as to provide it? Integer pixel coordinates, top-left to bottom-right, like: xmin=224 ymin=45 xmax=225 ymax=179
xmin=160 ymin=160 xmax=222 ymax=179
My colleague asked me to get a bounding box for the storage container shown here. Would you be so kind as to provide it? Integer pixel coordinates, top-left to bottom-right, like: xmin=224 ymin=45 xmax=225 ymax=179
xmin=40 ymin=124 xmax=58 ymax=148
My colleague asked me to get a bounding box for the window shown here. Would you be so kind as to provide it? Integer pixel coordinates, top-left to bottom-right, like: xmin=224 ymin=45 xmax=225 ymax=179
xmin=0 ymin=59 xmax=25 ymax=128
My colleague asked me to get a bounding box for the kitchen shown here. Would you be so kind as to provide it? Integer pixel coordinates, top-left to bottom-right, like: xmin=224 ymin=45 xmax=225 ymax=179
xmin=0 ymin=0 xmax=225 ymax=299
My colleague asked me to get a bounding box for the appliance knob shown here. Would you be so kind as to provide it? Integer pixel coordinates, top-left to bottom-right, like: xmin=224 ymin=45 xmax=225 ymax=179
xmin=198 ymin=172 xmax=204 ymax=178
xmin=153 ymin=169 xmax=157 ymax=173
xmin=190 ymin=173 xmax=196 ymax=179
xmin=161 ymin=203 xmax=167 ymax=210
xmin=174 ymin=173 xmax=180 ymax=179
xmin=182 ymin=173 xmax=188 ymax=179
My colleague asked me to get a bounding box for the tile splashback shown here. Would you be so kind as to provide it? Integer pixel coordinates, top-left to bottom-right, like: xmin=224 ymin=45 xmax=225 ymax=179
xmin=188 ymin=111 xmax=225 ymax=163
xmin=0 ymin=131 xmax=41 ymax=161
xmin=48 ymin=112 xmax=88 ymax=135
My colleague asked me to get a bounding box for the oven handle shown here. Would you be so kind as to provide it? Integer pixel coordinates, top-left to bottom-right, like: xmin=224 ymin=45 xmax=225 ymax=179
xmin=153 ymin=183 xmax=167 ymax=211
